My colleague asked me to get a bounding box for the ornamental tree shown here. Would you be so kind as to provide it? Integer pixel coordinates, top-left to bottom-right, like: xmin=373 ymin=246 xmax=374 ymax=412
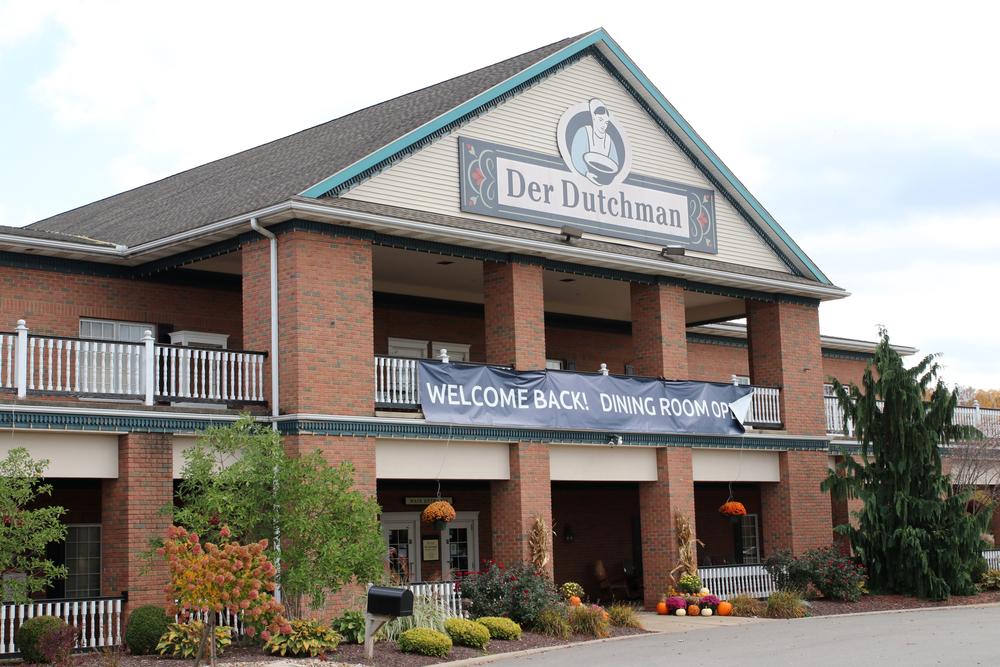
xmin=158 ymin=524 xmax=290 ymax=667
xmin=162 ymin=414 xmax=385 ymax=618
xmin=0 ymin=448 xmax=67 ymax=603
xmin=822 ymin=328 xmax=986 ymax=600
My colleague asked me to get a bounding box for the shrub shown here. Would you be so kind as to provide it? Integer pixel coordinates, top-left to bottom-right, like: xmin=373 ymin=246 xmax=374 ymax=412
xmin=264 ymin=618 xmax=340 ymax=657
xmin=460 ymin=561 xmax=559 ymax=625
xmin=558 ymin=582 xmax=585 ymax=600
xmin=762 ymin=550 xmax=813 ymax=593
xmin=728 ymin=593 xmax=765 ymax=617
xmin=16 ymin=615 xmax=67 ymax=665
xmin=698 ymin=595 xmax=721 ymax=612
xmin=981 ymin=568 xmax=1000 ymax=590
xmin=398 ymin=628 xmax=452 ymax=657
xmin=676 ymin=574 xmax=702 ymax=595
xmin=378 ymin=597 xmax=447 ymax=641
xmin=156 ymin=622 xmax=231 ymax=659
xmin=477 ymin=616 xmax=522 ymax=640
xmin=764 ymin=591 xmax=808 ymax=619
xmin=808 ymin=546 xmax=866 ymax=602
xmin=38 ymin=624 xmax=81 ymax=667
xmin=971 ymin=556 xmax=989 ymax=586
xmin=533 ymin=606 xmax=571 ymax=639
xmin=606 ymin=603 xmax=643 ymax=629
xmin=331 ymin=609 xmax=366 ymax=645
xmin=664 ymin=596 xmax=687 ymax=614
xmin=568 ymin=604 xmax=609 ymax=638
xmin=123 ymin=605 xmax=172 ymax=656
xmin=444 ymin=618 xmax=490 ymax=649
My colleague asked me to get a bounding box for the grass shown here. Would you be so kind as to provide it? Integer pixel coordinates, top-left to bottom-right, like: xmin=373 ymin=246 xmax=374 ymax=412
xmin=607 ymin=602 xmax=644 ymax=629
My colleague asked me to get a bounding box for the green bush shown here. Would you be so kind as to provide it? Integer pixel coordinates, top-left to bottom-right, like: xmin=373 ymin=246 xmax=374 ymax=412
xmin=971 ymin=556 xmax=989 ymax=586
xmin=762 ymin=550 xmax=813 ymax=593
xmin=398 ymin=628 xmax=452 ymax=657
xmin=377 ymin=597 xmax=447 ymax=641
xmin=443 ymin=618 xmax=490 ymax=649
xmin=16 ymin=615 xmax=67 ymax=664
xmin=532 ymin=606 xmax=571 ymax=639
xmin=264 ymin=619 xmax=340 ymax=657
xmin=460 ymin=561 xmax=559 ymax=625
xmin=607 ymin=602 xmax=643 ymax=629
xmin=981 ymin=568 xmax=1000 ymax=590
xmin=568 ymin=604 xmax=609 ymax=638
xmin=156 ymin=622 xmax=231 ymax=659
xmin=476 ymin=616 xmax=521 ymax=640
xmin=123 ymin=605 xmax=172 ymax=656
xmin=764 ymin=546 xmax=867 ymax=602
xmin=331 ymin=610 xmax=366 ymax=645
xmin=676 ymin=574 xmax=702 ymax=595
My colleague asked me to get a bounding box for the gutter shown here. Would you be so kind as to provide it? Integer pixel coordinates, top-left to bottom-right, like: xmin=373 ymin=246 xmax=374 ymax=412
xmin=250 ymin=218 xmax=280 ymax=419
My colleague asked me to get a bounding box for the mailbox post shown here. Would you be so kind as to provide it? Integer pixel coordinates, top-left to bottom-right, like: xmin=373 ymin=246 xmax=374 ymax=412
xmin=364 ymin=584 xmax=414 ymax=659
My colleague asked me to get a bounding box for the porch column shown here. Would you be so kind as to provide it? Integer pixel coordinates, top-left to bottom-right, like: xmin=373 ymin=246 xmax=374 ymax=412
xmin=483 ymin=261 xmax=545 ymax=370
xmin=745 ymin=299 xmax=826 ymax=436
xmin=630 ymin=281 xmax=687 ymax=378
xmin=639 ymin=447 xmax=695 ymax=610
xmin=760 ymin=450 xmax=833 ymax=555
xmin=101 ymin=432 xmax=173 ymax=608
xmin=490 ymin=441 xmax=553 ymax=574
xmin=244 ymin=230 xmax=374 ymax=415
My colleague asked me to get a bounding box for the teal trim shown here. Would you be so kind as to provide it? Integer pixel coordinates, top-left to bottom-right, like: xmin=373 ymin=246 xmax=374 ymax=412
xmin=0 ymin=410 xmax=238 ymax=433
xmin=822 ymin=348 xmax=874 ymax=362
xmin=299 ymin=32 xmax=607 ymax=199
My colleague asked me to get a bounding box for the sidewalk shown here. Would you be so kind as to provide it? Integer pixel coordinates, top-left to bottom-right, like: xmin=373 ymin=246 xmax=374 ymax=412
xmin=638 ymin=610 xmax=768 ymax=633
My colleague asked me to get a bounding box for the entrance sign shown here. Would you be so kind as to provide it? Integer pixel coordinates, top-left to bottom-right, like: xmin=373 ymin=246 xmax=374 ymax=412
xmin=418 ymin=362 xmax=752 ymax=436
xmin=460 ymin=98 xmax=718 ymax=253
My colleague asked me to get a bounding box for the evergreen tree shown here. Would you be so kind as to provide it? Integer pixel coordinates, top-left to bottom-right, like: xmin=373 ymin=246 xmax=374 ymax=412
xmin=822 ymin=328 xmax=986 ymax=600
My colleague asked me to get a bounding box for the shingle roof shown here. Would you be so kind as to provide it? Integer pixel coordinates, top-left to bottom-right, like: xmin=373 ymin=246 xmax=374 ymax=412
xmin=26 ymin=33 xmax=591 ymax=248
xmin=0 ymin=226 xmax=113 ymax=247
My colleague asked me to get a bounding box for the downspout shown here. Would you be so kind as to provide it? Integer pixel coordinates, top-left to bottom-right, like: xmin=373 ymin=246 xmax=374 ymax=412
xmin=249 ymin=218 xmax=279 ymax=421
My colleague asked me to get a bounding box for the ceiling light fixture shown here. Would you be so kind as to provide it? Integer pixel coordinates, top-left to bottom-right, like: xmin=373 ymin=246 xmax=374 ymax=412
xmin=437 ymin=260 xmax=454 ymax=265
xmin=560 ymin=225 xmax=584 ymax=243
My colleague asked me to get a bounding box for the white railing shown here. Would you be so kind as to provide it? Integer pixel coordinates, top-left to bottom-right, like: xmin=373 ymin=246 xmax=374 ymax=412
xmin=0 ymin=597 xmax=123 ymax=655
xmin=746 ymin=387 xmax=781 ymax=427
xmin=699 ymin=563 xmax=776 ymax=600
xmin=825 ymin=395 xmax=853 ymax=437
xmin=826 ymin=394 xmax=1000 ymax=439
xmin=375 ymin=356 xmax=421 ymax=406
xmin=176 ymin=607 xmax=245 ymax=635
xmin=1 ymin=320 xmax=266 ymax=406
xmin=407 ymin=582 xmax=466 ymax=618
xmin=984 ymin=549 xmax=1000 ymax=571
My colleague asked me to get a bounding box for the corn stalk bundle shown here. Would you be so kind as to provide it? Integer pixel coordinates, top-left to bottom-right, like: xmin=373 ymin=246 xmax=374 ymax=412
xmin=670 ymin=510 xmax=703 ymax=578
xmin=528 ymin=515 xmax=552 ymax=570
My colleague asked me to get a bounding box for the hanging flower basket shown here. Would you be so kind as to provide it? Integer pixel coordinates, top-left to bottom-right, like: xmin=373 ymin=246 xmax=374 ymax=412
xmin=719 ymin=501 xmax=746 ymax=523
xmin=422 ymin=501 xmax=456 ymax=529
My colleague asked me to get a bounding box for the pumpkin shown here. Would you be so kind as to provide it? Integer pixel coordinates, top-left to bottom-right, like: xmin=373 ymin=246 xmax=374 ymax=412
xmin=717 ymin=601 xmax=733 ymax=616
xmin=656 ymin=601 xmax=668 ymax=615
xmin=569 ymin=596 xmax=582 ymax=606
xmin=675 ymin=608 xmax=686 ymax=616
xmin=698 ymin=587 xmax=710 ymax=596
xmin=701 ymin=608 xmax=712 ymax=616
xmin=687 ymin=604 xmax=700 ymax=616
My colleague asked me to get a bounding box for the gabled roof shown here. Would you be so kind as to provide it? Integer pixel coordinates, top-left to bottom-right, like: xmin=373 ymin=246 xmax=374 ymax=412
xmin=23 ymin=29 xmax=832 ymax=286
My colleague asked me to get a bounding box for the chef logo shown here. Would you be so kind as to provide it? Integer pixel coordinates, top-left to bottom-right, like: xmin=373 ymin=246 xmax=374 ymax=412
xmin=556 ymin=98 xmax=633 ymax=187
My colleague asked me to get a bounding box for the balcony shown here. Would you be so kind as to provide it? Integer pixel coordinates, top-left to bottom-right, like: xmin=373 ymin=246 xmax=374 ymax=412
xmin=824 ymin=387 xmax=1000 ymax=439
xmin=0 ymin=320 xmax=267 ymax=408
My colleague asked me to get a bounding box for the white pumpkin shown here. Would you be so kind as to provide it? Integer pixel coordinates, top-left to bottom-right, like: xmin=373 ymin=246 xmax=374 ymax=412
xmin=675 ymin=608 xmax=686 ymax=616
xmin=698 ymin=587 xmax=710 ymax=596
xmin=701 ymin=608 xmax=713 ymax=616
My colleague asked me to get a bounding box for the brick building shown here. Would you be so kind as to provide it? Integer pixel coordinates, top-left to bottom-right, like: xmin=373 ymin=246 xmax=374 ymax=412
xmin=0 ymin=29 xmax=936 ymax=613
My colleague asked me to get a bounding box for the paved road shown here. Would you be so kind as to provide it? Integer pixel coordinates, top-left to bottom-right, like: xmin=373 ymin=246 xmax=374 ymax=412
xmin=483 ymin=606 xmax=1000 ymax=667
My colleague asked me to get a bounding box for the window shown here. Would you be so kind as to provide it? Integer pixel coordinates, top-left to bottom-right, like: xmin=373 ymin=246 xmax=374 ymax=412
xmin=734 ymin=375 xmax=751 ymax=386
xmin=741 ymin=514 xmax=760 ymax=564
xmin=545 ymin=359 xmax=564 ymax=370
xmin=80 ymin=318 xmax=154 ymax=342
xmin=431 ymin=342 xmax=470 ymax=362
xmin=65 ymin=524 xmax=101 ymax=598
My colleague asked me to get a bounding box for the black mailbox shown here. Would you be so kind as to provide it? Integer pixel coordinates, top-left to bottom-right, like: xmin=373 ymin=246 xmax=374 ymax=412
xmin=367 ymin=586 xmax=414 ymax=617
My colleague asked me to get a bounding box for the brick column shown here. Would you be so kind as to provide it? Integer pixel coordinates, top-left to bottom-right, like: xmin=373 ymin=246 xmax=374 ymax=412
xmin=243 ymin=230 xmax=374 ymax=416
xmin=638 ymin=447 xmax=695 ymax=610
xmin=101 ymin=432 xmax=173 ymax=608
xmin=760 ymin=450 xmax=833 ymax=556
xmin=483 ymin=261 xmax=545 ymax=370
xmin=490 ymin=441 xmax=552 ymax=574
xmin=745 ymin=299 xmax=826 ymax=436
xmin=630 ymin=281 xmax=687 ymax=378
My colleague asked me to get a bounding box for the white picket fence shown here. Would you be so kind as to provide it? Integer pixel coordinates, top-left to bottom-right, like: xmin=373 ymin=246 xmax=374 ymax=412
xmin=375 ymin=356 xmax=420 ymax=406
xmin=407 ymin=582 xmax=466 ymax=618
xmin=0 ymin=320 xmax=266 ymax=406
xmin=699 ymin=563 xmax=776 ymax=600
xmin=0 ymin=597 xmax=123 ymax=656
xmin=984 ymin=549 xmax=1000 ymax=570
xmin=746 ymin=386 xmax=781 ymax=427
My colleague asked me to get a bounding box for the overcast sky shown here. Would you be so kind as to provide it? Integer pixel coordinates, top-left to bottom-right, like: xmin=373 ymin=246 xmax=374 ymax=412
xmin=1 ymin=0 xmax=997 ymax=390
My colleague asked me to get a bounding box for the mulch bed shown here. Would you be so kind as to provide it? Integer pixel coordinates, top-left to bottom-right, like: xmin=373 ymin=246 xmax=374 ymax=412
xmin=806 ymin=588 xmax=1000 ymax=616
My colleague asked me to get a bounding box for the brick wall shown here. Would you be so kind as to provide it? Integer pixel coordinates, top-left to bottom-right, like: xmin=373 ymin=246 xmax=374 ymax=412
xmin=490 ymin=441 xmax=552 ymax=574
xmin=693 ymin=482 xmax=762 ymax=565
xmin=823 ymin=356 xmax=869 ymax=388
xmin=101 ymin=432 xmax=173 ymax=608
xmin=759 ymin=450 xmax=834 ymax=555
xmin=0 ymin=266 xmax=243 ymax=346
xmin=638 ymin=447 xmax=695 ymax=609
xmin=687 ymin=342 xmax=749 ymax=383
xmin=483 ymin=262 xmax=545 ymax=370
xmin=545 ymin=326 xmax=633 ymax=373
xmin=746 ymin=300 xmax=826 ymax=436
xmin=629 ymin=282 xmax=687 ymax=379
xmin=242 ymin=238 xmax=272 ymax=405
xmin=374 ymin=308 xmax=487 ymax=361
xmin=551 ymin=482 xmax=640 ymax=600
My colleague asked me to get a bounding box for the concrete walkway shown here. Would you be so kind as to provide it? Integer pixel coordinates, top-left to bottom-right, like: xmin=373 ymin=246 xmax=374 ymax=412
xmin=637 ymin=610 xmax=768 ymax=633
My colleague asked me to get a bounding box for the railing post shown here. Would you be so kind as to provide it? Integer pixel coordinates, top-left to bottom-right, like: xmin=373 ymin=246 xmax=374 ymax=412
xmin=974 ymin=400 xmax=981 ymax=429
xmin=15 ymin=320 xmax=27 ymax=398
xmin=142 ymin=330 xmax=155 ymax=406
xmin=731 ymin=374 xmax=739 ymax=386
xmin=600 ymin=363 xmax=609 ymax=376
xmin=437 ymin=348 xmax=449 ymax=363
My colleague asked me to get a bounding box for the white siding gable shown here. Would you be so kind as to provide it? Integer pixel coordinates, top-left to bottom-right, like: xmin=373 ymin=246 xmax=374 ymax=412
xmin=342 ymin=56 xmax=789 ymax=274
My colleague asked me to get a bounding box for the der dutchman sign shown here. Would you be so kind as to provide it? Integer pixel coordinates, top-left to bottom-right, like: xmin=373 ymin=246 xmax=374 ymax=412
xmin=460 ymin=98 xmax=718 ymax=253
xmin=418 ymin=361 xmax=753 ymax=436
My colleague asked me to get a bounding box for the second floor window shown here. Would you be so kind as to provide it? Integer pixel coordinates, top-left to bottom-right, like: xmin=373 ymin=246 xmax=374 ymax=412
xmin=80 ymin=318 xmax=154 ymax=342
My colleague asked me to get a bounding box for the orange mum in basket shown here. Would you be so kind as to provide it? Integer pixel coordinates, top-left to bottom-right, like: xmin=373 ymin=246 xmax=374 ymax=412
xmin=421 ymin=501 xmax=456 ymax=523
xmin=718 ymin=501 xmax=746 ymax=516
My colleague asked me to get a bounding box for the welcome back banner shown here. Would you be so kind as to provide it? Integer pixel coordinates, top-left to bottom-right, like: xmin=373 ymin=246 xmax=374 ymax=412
xmin=418 ymin=361 xmax=754 ymax=436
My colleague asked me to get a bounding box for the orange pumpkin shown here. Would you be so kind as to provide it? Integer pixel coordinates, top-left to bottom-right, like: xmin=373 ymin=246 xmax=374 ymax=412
xmin=656 ymin=601 xmax=668 ymax=615
xmin=687 ymin=604 xmax=700 ymax=616
xmin=569 ymin=596 xmax=582 ymax=606
xmin=718 ymin=601 xmax=733 ymax=616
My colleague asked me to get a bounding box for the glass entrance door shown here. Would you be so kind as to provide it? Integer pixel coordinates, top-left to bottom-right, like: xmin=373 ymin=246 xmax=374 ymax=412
xmin=441 ymin=513 xmax=479 ymax=575
xmin=381 ymin=514 xmax=421 ymax=583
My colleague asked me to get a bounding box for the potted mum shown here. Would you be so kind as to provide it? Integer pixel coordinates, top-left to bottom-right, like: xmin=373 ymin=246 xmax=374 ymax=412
xmin=718 ymin=501 xmax=746 ymax=523
xmin=422 ymin=500 xmax=456 ymax=530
